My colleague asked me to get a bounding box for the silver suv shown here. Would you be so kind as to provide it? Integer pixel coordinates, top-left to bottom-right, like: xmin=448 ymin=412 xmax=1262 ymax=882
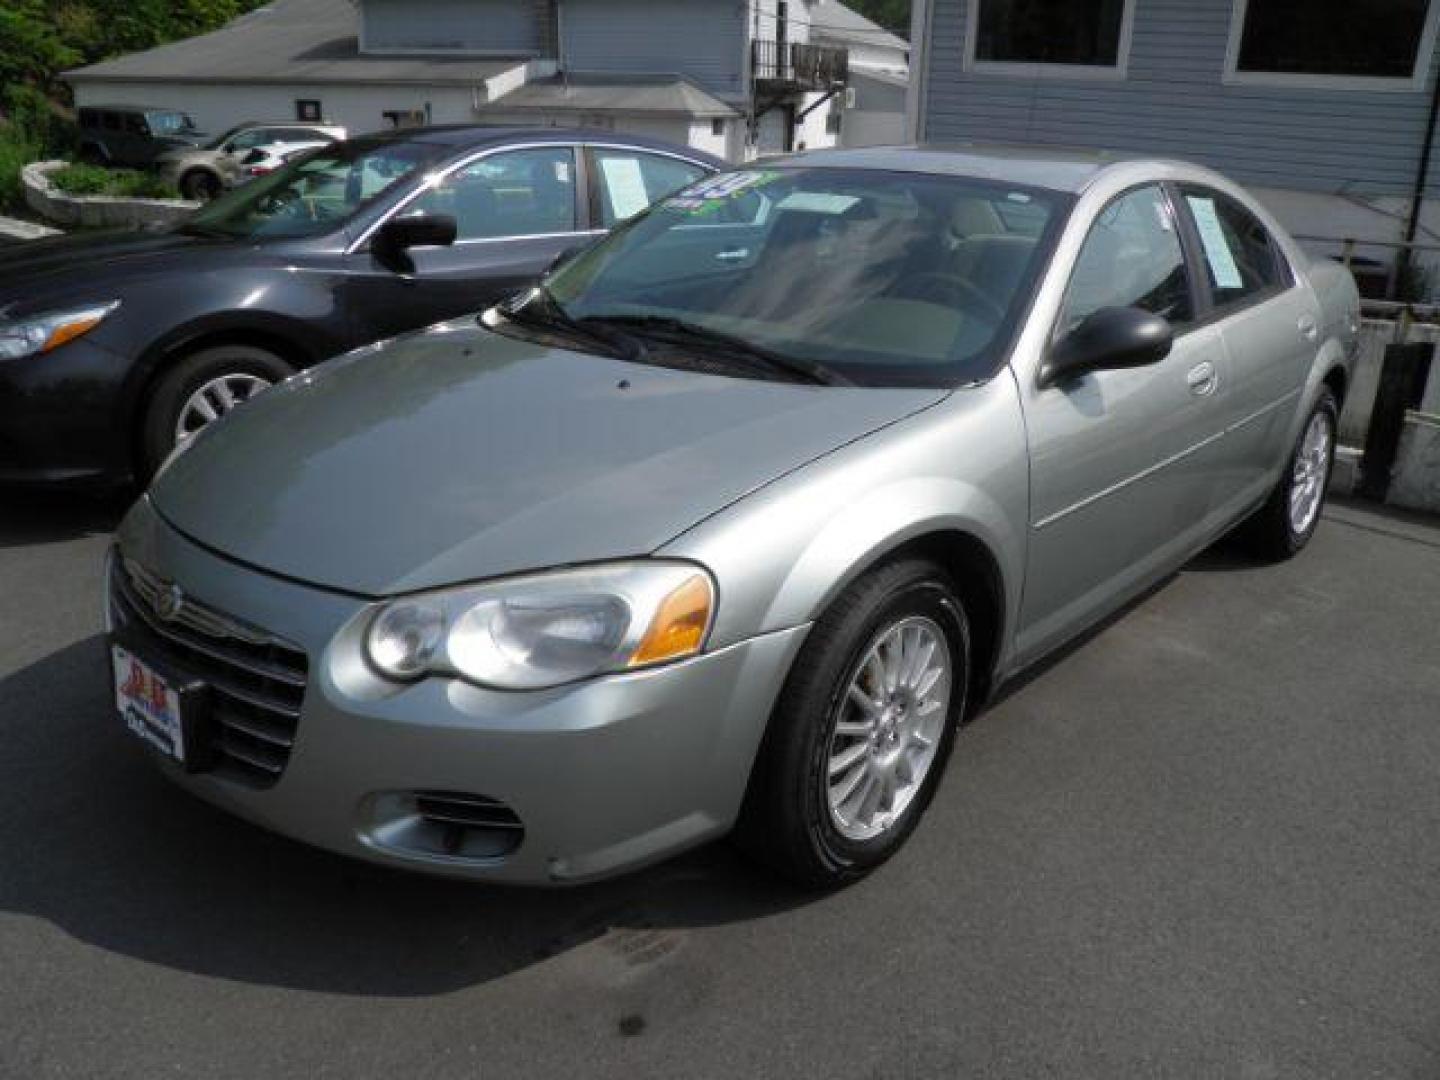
xmin=157 ymin=121 xmax=346 ymax=200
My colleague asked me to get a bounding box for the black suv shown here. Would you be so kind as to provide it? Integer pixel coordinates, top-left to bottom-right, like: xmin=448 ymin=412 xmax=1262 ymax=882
xmin=76 ymin=106 xmax=206 ymax=168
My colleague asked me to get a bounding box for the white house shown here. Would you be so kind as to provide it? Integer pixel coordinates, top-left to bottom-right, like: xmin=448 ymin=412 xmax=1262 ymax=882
xmin=811 ymin=0 xmax=911 ymax=147
xmin=64 ymin=0 xmax=895 ymax=161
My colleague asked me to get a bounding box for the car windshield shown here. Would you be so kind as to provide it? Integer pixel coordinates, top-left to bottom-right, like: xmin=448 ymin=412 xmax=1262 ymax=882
xmin=203 ymin=124 xmax=250 ymax=151
xmin=543 ymin=167 xmax=1068 ymax=387
xmin=181 ymin=137 xmax=448 ymax=240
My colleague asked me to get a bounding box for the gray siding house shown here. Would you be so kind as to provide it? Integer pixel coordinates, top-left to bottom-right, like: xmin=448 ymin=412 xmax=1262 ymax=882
xmin=65 ymin=0 xmax=877 ymax=160
xmin=908 ymin=0 xmax=1440 ymax=274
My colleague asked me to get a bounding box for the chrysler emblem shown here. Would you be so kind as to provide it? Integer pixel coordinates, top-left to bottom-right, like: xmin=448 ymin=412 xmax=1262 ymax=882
xmin=155 ymin=582 xmax=185 ymax=622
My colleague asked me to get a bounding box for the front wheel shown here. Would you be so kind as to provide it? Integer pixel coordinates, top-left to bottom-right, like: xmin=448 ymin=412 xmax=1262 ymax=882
xmin=1239 ymin=388 xmax=1339 ymax=559
xmin=138 ymin=344 xmax=294 ymax=481
xmin=180 ymin=169 xmax=222 ymax=201
xmin=736 ymin=558 xmax=970 ymax=888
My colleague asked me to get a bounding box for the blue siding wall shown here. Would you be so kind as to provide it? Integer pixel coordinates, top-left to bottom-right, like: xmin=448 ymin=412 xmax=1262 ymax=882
xmin=364 ymin=0 xmax=542 ymax=53
xmin=560 ymin=0 xmax=747 ymax=98
xmin=921 ymin=0 xmax=1440 ymax=198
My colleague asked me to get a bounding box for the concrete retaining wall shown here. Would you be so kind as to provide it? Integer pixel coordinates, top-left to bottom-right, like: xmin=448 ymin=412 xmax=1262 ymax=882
xmin=22 ymin=160 xmax=199 ymax=231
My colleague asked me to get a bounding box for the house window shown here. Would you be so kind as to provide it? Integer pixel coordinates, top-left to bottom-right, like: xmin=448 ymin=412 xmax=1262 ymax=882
xmin=970 ymin=0 xmax=1133 ymax=75
xmin=1227 ymin=0 xmax=1438 ymax=89
xmin=711 ymin=118 xmax=725 ymax=138
xmin=295 ymin=99 xmax=323 ymax=122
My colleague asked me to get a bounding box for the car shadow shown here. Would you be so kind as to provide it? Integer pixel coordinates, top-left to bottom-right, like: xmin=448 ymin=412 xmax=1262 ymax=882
xmin=0 ymin=634 xmax=814 ymax=997
xmin=0 ymin=489 xmax=128 ymax=549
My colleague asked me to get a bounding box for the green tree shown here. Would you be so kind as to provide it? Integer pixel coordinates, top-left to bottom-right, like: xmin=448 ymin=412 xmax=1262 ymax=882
xmin=845 ymin=0 xmax=912 ymax=35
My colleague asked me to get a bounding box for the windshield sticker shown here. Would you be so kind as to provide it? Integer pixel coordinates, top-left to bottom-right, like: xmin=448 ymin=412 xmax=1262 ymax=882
xmin=665 ymin=169 xmax=780 ymax=212
xmin=776 ymin=192 xmax=860 ymax=215
xmin=1186 ymin=195 xmax=1243 ymax=289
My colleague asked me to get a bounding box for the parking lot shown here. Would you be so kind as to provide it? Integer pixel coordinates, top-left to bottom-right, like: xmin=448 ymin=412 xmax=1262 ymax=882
xmin=2 ymin=491 xmax=1438 ymax=1078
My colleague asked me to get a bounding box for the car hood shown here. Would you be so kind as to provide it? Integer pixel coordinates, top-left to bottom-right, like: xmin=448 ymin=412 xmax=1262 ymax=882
xmin=0 ymin=230 xmax=235 ymax=310
xmin=149 ymin=320 xmax=947 ymax=596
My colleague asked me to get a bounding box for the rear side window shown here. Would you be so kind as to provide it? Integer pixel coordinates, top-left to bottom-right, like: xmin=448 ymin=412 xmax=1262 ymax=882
xmin=1060 ymin=184 xmax=1194 ymax=333
xmin=591 ymin=149 xmax=709 ymax=228
xmin=1180 ymin=188 xmax=1287 ymax=309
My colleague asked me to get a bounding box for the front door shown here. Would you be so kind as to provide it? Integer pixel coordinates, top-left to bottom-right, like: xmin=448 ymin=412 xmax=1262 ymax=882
xmin=1015 ymin=183 xmax=1229 ymax=664
xmin=344 ymin=145 xmax=594 ymax=344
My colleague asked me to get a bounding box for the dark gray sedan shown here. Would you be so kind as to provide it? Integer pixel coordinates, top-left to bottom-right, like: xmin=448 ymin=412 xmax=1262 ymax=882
xmin=0 ymin=126 xmax=718 ymax=486
xmin=107 ymin=148 xmax=1359 ymax=887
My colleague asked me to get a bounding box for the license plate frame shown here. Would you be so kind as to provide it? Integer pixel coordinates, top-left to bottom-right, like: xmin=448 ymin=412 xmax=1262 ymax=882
xmin=111 ymin=641 xmax=213 ymax=771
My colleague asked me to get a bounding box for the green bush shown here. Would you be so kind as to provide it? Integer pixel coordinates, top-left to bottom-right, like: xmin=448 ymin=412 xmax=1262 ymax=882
xmin=0 ymin=133 xmax=42 ymax=210
xmin=49 ymin=162 xmax=179 ymax=199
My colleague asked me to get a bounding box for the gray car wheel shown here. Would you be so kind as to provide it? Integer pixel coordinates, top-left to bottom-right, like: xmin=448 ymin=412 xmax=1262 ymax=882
xmin=736 ymin=557 xmax=970 ymax=888
xmin=1239 ymin=388 xmax=1339 ymax=560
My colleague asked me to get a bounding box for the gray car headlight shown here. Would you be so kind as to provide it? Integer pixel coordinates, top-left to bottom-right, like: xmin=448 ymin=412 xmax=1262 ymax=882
xmin=0 ymin=301 xmax=120 ymax=360
xmin=364 ymin=561 xmax=715 ymax=690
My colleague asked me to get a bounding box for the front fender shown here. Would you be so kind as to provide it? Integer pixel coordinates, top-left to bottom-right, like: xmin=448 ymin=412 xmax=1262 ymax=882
xmin=661 ymin=378 xmax=1030 ymax=669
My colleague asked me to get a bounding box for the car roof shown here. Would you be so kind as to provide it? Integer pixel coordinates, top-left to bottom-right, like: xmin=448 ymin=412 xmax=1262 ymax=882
xmin=82 ymin=104 xmax=175 ymax=114
xmin=370 ymin=124 xmax=724 ymax=165
xmin=776 ymin=143 xmax=1187 ymax=195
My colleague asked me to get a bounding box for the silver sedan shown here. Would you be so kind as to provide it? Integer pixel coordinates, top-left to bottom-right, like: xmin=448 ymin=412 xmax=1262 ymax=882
xmin=106 ymin=147 xmax=1359 ymax=887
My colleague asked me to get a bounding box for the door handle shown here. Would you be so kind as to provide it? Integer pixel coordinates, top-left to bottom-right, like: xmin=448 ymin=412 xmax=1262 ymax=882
xmin=1186 ymin=361 xmax=1218 ymax=397
xmin=715 ymin=248 xmax=750 ymax=262
xmin=1298 ymin=314 xmax=1319 ymax=341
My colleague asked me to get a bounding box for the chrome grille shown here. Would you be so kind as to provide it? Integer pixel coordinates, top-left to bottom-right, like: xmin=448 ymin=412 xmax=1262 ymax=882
xmin=109 ymin=552 xmax=309 ymax=789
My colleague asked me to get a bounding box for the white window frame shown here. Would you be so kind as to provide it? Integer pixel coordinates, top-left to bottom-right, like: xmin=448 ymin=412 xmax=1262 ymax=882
xmin=1223 ymin=0 xmax=1440 ymax=93
xmin=963 ymin=0 xmax=1138 ymax=81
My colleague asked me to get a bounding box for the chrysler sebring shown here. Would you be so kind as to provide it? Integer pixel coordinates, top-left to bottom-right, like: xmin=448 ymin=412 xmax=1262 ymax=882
xmin=106 ymin=148 xmax=1359 ymax=887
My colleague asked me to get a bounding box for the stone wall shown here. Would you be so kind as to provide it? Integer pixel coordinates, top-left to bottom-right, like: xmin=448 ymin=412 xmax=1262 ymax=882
xmin=22 ymin=160 xmax=199 ymax=231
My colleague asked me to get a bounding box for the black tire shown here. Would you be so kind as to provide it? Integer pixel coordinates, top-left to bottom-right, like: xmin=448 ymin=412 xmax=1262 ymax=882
xmin=138 ymin=344 xmax=294 ymax=481
xmin=1238 ymin=388 xmax=1339 ymax=560
xmin=736 ymin=558 xmax=970 ymax=889
xmin=180 ymin=168 xmax=222 ymax=201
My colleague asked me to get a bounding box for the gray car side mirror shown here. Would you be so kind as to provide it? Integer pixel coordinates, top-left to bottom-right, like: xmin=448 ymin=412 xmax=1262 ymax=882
xmin=1040 ymin=306 xmax=1174 ymax=387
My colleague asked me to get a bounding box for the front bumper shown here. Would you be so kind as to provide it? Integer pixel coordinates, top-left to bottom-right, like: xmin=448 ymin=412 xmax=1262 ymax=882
xmin=112 ymin=500 xmax=808 ymax=884
xmin=0 ymin=336 xmax=131 ymax=486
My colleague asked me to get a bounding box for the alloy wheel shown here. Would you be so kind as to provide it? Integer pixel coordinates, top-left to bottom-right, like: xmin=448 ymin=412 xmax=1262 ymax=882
xmin=1288 ymin=408 xmax=1334 ymax=536
xmin=173 ymin=373 xmax=272 ymax=444
xmin=825 ymin=615 xmax=953 ymax=842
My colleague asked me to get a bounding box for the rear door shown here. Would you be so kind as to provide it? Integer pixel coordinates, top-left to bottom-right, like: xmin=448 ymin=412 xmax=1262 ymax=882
xmin=1016 ymin=183 xmax=1230 ymax=663
xmin=1173 ymin=185 xmax=1319 ymax=510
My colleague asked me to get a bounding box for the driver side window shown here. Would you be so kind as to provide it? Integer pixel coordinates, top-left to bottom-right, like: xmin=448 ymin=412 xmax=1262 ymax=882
xmin=1061 ymin=185 xmax=1193 ymax=334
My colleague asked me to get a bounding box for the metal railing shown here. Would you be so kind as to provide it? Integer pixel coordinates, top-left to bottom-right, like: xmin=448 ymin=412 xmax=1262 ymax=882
xmin=751 ymin=40 xmax=849 ymax=91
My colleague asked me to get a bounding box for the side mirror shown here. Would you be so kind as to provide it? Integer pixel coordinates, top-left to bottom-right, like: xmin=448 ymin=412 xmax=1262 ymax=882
xmin=372 ymin=212 xmax=457 ymax=270
xmin=1040 ymin=306 xmax=1174 ymax=387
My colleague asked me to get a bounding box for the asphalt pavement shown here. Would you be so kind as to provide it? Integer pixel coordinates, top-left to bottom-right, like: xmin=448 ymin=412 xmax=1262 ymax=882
xmin=2 ymin=492 xmax=1438 ymax=1078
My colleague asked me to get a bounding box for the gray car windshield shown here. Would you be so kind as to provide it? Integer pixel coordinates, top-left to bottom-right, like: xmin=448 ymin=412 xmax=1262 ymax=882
xmin=182 ymin=138 xmax=447 ymax=240
xmin=544 ymin=167 xmax=1068 ymax=387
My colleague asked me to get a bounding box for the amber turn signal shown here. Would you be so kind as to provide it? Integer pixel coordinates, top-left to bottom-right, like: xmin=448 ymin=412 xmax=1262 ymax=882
xmin=42 ymin=314 xmax=108 ymax=353
xmin=629 ymin=573 xmax=714 ymax=666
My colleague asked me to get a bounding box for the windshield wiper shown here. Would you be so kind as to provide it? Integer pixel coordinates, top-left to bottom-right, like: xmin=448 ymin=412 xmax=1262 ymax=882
xmin=579 ymin=314 xmax=850 ymax=387
xmin=496 ymin=286 xmax=644 ymax=361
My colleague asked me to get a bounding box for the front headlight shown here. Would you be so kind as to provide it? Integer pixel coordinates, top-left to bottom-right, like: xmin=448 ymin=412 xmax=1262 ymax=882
xmin=0 ymin=301 xmax=120 ymax=360
xmin=364 ymin=561 xmax=715 ymax=690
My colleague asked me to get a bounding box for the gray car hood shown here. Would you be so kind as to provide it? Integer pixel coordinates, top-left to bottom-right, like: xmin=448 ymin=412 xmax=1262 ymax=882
xmin=150 ymin=321 xmax=946 ymax=596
